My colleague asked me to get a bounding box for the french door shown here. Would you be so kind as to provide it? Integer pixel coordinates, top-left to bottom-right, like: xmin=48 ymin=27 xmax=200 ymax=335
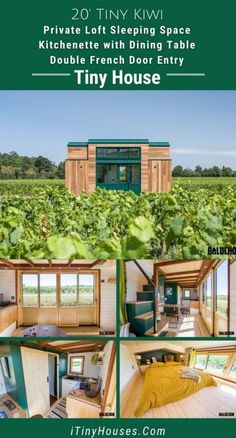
xmin=96 ymin=163 xmax=141 ymax=193
xmin=19 ymin=271 xmax=99 ymax=327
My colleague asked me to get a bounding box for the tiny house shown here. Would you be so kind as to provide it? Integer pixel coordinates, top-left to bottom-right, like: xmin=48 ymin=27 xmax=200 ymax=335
xmin=120 ymin=259 xmax=236 ymax=337
xmin=120 ymin=340 xmax=236 ymax=418
xmin=65 ymin=139 xmax=172 ymax=195
xmin=0 ymin=340 xmax=116 ymax=418
xmin=0 ymin=259 xmax=116 ymax=337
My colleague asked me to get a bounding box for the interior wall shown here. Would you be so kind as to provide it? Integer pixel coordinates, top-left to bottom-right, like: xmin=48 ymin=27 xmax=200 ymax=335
xmin=68 ymin=352 xmax=99 ymax=379
xmin=126 ymin=260 xmax=154 ymax=301
xmin=0 ymin=363 xmax=6 ymax=395
xmin=0 ymin=344 xmax=28 ymax=413
xmin=0 ymin=270 xmax=16 ymax=301
xmin=100 ymin=264 xmax=116 ymax=331
xmin=120 ymin=343 xmax=138 ymax=416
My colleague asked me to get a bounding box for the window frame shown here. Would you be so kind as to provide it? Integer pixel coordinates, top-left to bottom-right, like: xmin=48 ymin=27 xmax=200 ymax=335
xmin=20 ymin=271 xmax=98 ymax=309
xmin=215 ymin=260 xmax=228 ymax=318
xmin=96 ymin=147 xmax=141 ymax=160
xmin=195 ymin=351 xmax=236 ymax=382
xmin=69 ymin=355 xmax=85 ymax=375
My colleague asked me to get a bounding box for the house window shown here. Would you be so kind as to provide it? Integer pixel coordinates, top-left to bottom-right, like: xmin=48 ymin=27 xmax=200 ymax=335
xmin=215 ymin=261 xmax=228 ymax=316
xmin=39 ymin=274 xmax=57 ymax=307
xmin=69 ymin=356 xmax=84 ymax=375
xmin=229 ymin=359 xmax=236 ymax=377
xmin=96 ymin=147 xmax=140 ymax=159
xmin=183 ymin=290 xmax=190 ymax=299
xmin=60 ymin=274 xmax=78 ymax=306
xmin=195 ymin=354 xmax=207 ymax=370
xmin=205 ymin=274 xmax=212 ymax=309
xmin=195 ymin=351 xmax=236 ymax=381
xmin=22 ymin=274 xmax=38 ymax=307
xmin=206 ymin=355 xmax=228 ymax=375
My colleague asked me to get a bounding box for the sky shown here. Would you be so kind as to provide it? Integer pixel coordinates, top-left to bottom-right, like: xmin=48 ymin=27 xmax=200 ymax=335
xmin=0 ymin=91 xmax=235 ymax=168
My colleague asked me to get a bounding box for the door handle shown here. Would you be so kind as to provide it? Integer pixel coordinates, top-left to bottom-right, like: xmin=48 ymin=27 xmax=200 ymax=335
xmin=47 ymin=376 xmax=49 ymax=383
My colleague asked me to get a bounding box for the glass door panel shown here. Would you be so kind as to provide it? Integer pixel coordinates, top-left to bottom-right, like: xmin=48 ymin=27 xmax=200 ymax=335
xmin=60 ymin=274 xmax=78 ymax=307
xmin=78 ymin=273 xmax=97 ymax=325
xmin=22 ymin=274 xmax=38 ymax=307
xmin=79 ymin=274 xmax=94 ymax=306
xmin=39 ymin=274 xmax=57 ymax=307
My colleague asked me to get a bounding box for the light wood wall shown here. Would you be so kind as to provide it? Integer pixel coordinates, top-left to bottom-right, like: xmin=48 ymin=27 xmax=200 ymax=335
xmin=65 ymin=160 xmax=88 ymax=195
xmin=148 ymin=160 xmax=172 ymax=192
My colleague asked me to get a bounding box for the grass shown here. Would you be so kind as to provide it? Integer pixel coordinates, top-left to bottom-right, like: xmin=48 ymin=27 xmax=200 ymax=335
xmin=173 ymin=177 xmax=236 ymax=186
xmin=0 ymin=177 xmax=235 ymax=188
xmin=23 ymin=291 xmax=94 ymax=306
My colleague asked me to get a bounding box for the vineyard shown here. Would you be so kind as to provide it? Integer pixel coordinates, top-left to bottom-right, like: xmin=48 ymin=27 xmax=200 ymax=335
xmin=0 ymin=179 xmax=235 ymax=259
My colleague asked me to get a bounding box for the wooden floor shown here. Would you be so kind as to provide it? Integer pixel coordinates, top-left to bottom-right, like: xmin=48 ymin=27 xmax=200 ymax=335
xmin=176 ymin=310 xmax=202 ymax=337
xmin=122 ymin=375 xmax=236 ymax=418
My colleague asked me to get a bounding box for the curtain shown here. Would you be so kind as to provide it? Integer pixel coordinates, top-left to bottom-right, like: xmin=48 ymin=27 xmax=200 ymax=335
xmin=189 ymin=348 xmax=196 ymax=368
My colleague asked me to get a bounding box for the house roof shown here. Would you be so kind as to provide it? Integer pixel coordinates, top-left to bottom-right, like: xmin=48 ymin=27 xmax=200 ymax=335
xmin=67 ymin=139 xmax=170 ymax=147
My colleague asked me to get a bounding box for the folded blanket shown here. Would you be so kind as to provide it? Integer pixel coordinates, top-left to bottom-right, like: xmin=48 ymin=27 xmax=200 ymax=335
xmin=180 ymin=368 xmax=201 ymax=384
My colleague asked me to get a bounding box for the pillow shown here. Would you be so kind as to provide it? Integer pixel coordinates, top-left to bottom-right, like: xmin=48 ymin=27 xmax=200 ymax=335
xmin=164 ymin=361 xmax=180 ymax=367
xmin=163 ymin=354 xmax=175 ymax=363
xmin=150 ymin=362 xmax=165 ymax=368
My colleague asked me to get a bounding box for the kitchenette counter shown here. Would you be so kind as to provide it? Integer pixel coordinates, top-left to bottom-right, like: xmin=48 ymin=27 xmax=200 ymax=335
xmin=0 ymin=394 xmax=26 ymax=419
xmin=0 ymin=304 xmax=17 ymax=333
xmin=65 ymin=380 xmax=101 ymax=418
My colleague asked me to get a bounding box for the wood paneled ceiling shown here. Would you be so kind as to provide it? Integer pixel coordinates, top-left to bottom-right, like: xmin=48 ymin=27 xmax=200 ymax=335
xmin=155 ymin=260 xmax=217 ymax=288
xmin=28 ymin=340 xmax=108 ymax=353
xmin=0 ymin=259 xmax=108 ymax=271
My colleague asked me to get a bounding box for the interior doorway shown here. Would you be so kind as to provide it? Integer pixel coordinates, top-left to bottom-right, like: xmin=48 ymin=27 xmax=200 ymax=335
xmin=48 ymin=353 xmax=59 ymax=405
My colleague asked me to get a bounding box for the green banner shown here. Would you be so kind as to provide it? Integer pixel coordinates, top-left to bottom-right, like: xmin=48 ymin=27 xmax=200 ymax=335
xmin=0 ymin=0 xmax=236 ymax=89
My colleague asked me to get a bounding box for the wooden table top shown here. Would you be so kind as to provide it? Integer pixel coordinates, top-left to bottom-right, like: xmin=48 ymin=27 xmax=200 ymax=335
xmin=0 ymin=394 xmax=26 ymax=419
xmin=16 ymin=324 xmax=67 ymax=337
xmin=68 ymin=388 xmax=101 ymax=408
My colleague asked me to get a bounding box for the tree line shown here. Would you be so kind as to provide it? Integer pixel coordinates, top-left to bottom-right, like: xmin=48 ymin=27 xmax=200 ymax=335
xmin=0 ymin=152 xmax=235 ymax=179
xmin=0 ymin=151 xmax=65 ymax=179
xmin=173 ymin=165 xmax=236 ymax=177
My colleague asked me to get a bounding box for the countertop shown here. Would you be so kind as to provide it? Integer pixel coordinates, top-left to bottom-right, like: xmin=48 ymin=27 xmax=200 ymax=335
xmin=67 ymin=385 xmax=101 ymax=408
xmin=0 ymin=304 xmax=17 ymax=313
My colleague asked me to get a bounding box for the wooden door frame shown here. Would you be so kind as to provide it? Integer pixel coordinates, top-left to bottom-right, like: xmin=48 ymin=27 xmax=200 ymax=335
xmin=17 ymin=269 xmax=101 ymax=327
xmin=48 ymin=352 xmax=60 ymax=399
